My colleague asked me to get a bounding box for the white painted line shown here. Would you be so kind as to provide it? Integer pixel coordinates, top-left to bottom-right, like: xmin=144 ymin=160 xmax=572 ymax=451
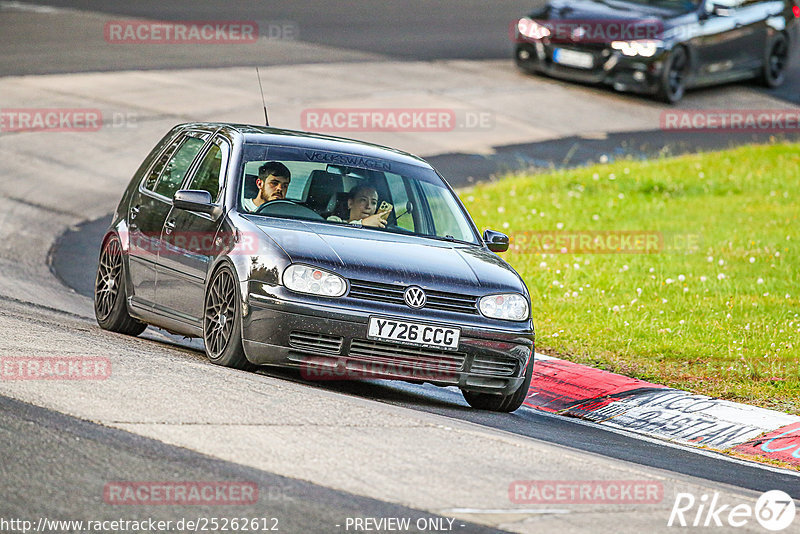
xmin=525 ymin=407 xmax=800 ymax=478
xmin=585 ymin=389 xmax=800 ymax=449
xmin=0 ymin=1 xmax=64 ymax=13
xmin=444 ymin=508 xmax=571 ymax=515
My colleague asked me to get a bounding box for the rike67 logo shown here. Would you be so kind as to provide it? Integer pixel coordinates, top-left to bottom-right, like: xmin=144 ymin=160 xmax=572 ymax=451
xmin=668 ymin=490 xmax=796 ymax=531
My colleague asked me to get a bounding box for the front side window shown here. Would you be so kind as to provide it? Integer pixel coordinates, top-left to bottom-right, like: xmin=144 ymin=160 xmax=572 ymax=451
xmin=186 ymin=139 xmax=230 ymax=203
xmin=238 ymin=144 xmax=480 ymax=245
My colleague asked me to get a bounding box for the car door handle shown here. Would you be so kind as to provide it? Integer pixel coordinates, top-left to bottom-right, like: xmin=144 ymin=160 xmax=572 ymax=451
xmin=164 ymin=220 xmax=176 ymax=235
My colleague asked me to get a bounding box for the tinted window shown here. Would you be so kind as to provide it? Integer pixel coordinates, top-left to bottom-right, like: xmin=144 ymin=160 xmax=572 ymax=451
xmin=144 ymin=136 xmax=182 ymax=191
xmin=187 ymin=140 xmax=229 ymax=203
xmin=239 ymin=144 xmax=480 ymax=244
xmin=153 ymin=137 xmax=205 ymax=199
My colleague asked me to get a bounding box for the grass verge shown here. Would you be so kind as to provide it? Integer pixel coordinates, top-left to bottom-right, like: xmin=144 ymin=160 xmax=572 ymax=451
xmin=461 ymin=142 xmax=800 ymax=415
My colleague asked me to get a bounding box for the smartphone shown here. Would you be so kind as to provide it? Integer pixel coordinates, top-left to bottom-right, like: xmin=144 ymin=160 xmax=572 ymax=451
xmin=378 ymin=201 xmax=393 ymax=218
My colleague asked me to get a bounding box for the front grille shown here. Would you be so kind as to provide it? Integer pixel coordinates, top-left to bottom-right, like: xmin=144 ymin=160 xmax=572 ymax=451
xmin=348 ymin=280 xmax=478 ymax=315
xmin=348 ymin=339 xmax=466 ymax=372
xmin=470 ymin=355 xmax=518 ymax=377
xmin=288 ymin=331 xmax=343 ymax=355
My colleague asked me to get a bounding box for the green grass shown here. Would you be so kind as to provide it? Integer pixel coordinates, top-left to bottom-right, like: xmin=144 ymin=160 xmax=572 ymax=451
xmin=461 ymin=143 xmax=800 ymax=415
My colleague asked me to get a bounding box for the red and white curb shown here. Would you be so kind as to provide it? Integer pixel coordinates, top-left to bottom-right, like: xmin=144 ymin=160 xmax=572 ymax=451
xmin=525 ymin=354 xmax=800 ymax=468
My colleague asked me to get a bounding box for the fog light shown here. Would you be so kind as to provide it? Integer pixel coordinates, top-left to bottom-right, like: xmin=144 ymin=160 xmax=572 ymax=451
xmin=633 ymin=71 xmax=646 ymax=82
xmin=519 ymin=49 xmax=531 ymax=60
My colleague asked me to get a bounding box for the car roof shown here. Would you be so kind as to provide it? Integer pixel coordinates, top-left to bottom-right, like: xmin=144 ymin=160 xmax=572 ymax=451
xmin=178 ymin=122 xmax=434 ymax=171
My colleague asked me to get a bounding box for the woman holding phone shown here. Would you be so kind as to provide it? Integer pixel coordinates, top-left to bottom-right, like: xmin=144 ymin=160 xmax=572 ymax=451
xmin=327 ymin=183 xmax=391 ymax=228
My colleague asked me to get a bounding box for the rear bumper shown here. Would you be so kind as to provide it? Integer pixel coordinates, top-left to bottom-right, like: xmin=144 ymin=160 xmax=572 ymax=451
xmin=515 ymin=41 xmax=667 ymax=95
xmin=242 ymin=288 xmax=534 ymax=396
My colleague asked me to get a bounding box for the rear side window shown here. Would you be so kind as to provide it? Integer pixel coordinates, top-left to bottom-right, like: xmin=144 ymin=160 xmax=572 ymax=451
xmin=153 ymin=137 xmax=206 ymax=198
xmin=144 ymin=136 xmax=182 ymax=191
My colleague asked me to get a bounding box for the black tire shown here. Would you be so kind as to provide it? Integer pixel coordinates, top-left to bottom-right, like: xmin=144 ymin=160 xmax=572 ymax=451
xmin=203 ymin=264 xmax=253 ymax=370
xmin=94 ymin=235 xmax=147 ymax=336
xmin=657 ymin=46 xmax=689 ymax=104
xmin=761 ymin=33 xmax=789 ymax=88
xmin=462 ymin=348 xmax=535 ymax=412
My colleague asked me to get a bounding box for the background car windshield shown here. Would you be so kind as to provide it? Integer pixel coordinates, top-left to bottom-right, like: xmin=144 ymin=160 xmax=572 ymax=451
xmin=239 ymin=144 xmax=479 ymax=244
xmin=621 ymin=0 xmax=700 ymax=9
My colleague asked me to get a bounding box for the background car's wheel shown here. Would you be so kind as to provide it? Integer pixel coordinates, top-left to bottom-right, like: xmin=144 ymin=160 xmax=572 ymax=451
xmin=203 ymin=264 xmax=253 ymax=370
xmin=94 ymin=235 xmax=147 ymax=336
xmin=657 ymin=46 xmax=689 ymax=104
xmin=761 ymin=33 xmax=789 ymax=88
xmin=461 ymin=349 xmax=534 ymax=412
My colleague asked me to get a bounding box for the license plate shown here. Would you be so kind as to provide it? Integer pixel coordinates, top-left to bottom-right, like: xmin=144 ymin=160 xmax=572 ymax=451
xmin=367 ymin=317 xmax=460 ymax=351
xmin=553 ymin=48 xmax=594 ymax=69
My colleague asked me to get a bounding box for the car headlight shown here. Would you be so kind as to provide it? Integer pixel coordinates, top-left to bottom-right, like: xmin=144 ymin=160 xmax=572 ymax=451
xmin=611 ymin=40 xmax=662 ymax=58
xmin=282 ymin=264 xmax=347 ymax=297
xmin=518 ymin=17 xmax=551 ymax=40
xmin=478 ymin=293 xmax=529 ymax=321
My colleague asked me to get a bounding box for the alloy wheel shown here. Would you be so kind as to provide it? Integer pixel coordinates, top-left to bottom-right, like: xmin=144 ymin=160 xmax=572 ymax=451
xmin=204 ymin=268 xmax=237 ymax=358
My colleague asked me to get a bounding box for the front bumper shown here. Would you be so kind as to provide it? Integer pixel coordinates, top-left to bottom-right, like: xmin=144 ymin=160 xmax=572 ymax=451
xmin=242 ymin=284 xmax=534 ymax=396
xmin=515 ymin=41 xmax=667 ymax=95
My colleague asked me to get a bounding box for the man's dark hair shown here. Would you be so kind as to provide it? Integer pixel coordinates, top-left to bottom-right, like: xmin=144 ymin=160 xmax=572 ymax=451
xmin=258 ymin=161 xmax=291 ymax=179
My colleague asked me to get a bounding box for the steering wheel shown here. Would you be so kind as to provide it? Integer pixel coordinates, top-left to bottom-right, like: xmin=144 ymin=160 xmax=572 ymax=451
xmin=254 ymin=199 xmax=324 ymax=220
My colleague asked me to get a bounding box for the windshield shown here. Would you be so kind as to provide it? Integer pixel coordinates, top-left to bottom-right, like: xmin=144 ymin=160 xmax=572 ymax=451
xmin=238 ymin=144 xmax=480 ymax=245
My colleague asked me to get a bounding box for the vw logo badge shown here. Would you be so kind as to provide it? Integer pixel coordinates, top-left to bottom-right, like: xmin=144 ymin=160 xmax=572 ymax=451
xmin=403 ymin=286 xmax=427 ymax=309
xmin=571 ymin=27 xmax=586 ymax=41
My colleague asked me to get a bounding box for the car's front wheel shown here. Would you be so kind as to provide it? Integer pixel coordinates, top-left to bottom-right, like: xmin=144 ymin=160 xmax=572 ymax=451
xmin=461 ymin=350 xmax=534 ymax=412
xmin=657 ymin=46 xmax=689 ymax=104
xmin=761 ymin=33 xmax=789 ymax=88
xmin=94 ymin=235 xmax=147 ymax=336
xmin=203 ymin=264 xmax=253 ymax=370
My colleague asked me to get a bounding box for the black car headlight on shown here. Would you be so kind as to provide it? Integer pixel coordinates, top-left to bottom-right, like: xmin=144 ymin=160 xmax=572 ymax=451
xmin=517 ymin=17 xmax=551 ymax=40
xmin=611 ymin=40 xmax=662 ymax=58
xmin=478 ymin=293 xmax=529 ymax=321
xmin=282 ymin=264 xmax=347 ymax=297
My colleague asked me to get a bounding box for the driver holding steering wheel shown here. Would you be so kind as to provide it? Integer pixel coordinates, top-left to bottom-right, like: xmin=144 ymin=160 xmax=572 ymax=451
xmin=243 ymin=161 xmax=291 ymax=212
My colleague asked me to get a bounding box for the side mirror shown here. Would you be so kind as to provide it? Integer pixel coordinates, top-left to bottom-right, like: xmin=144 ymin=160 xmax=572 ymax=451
xmin=173 ymin=190 xmax=222 ymax=220
xmin=483 ymin=229 xmax=509 ymax=253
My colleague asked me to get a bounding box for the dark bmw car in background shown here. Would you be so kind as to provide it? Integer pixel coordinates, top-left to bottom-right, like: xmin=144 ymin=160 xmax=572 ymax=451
xmin=514 ymin=0 xmax=799 ymax=102
xmin=94 ymin=123 xmax=535 ymax=412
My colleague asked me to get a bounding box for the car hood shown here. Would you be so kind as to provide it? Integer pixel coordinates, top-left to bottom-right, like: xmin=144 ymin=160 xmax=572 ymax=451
xmin=536 ymin=0 xmax=692 ymax=22
xmin=253 ymin=218 xmax=526 ymax=295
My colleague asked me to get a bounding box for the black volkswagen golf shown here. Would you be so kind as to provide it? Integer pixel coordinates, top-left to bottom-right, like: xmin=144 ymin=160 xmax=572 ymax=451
xmin=514 ymin=0 xmax=798 ymax=102
xmin=95 ymin=123 xmax=535 ymax=412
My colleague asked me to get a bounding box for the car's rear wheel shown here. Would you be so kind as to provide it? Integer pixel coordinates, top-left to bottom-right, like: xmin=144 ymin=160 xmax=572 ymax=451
xmin=94 ymin=235 xmax=147 ymax=336
xmin=762 ymin=33 xmax=789 ymax=88
xmin=461 ymin=349 xmax=534 ymax=412
xmin=203 ymin=264 xmax=252 ymax=370
xmin=657 ymin=46 xmax=689 ymax=104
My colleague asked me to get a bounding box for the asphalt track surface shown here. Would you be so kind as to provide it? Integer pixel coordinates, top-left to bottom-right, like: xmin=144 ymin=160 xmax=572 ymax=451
xmin=3 ymin=0 xmax=800 ymax=531
xmin=0 ymin=394 xmax=498 ymax=533
xmin=2 ymin=0 xmax=800 ymax=105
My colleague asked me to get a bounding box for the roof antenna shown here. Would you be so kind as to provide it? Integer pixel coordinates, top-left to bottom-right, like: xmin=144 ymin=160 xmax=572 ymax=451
xmin=256 ymin=67 xmax=269 ymax=126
